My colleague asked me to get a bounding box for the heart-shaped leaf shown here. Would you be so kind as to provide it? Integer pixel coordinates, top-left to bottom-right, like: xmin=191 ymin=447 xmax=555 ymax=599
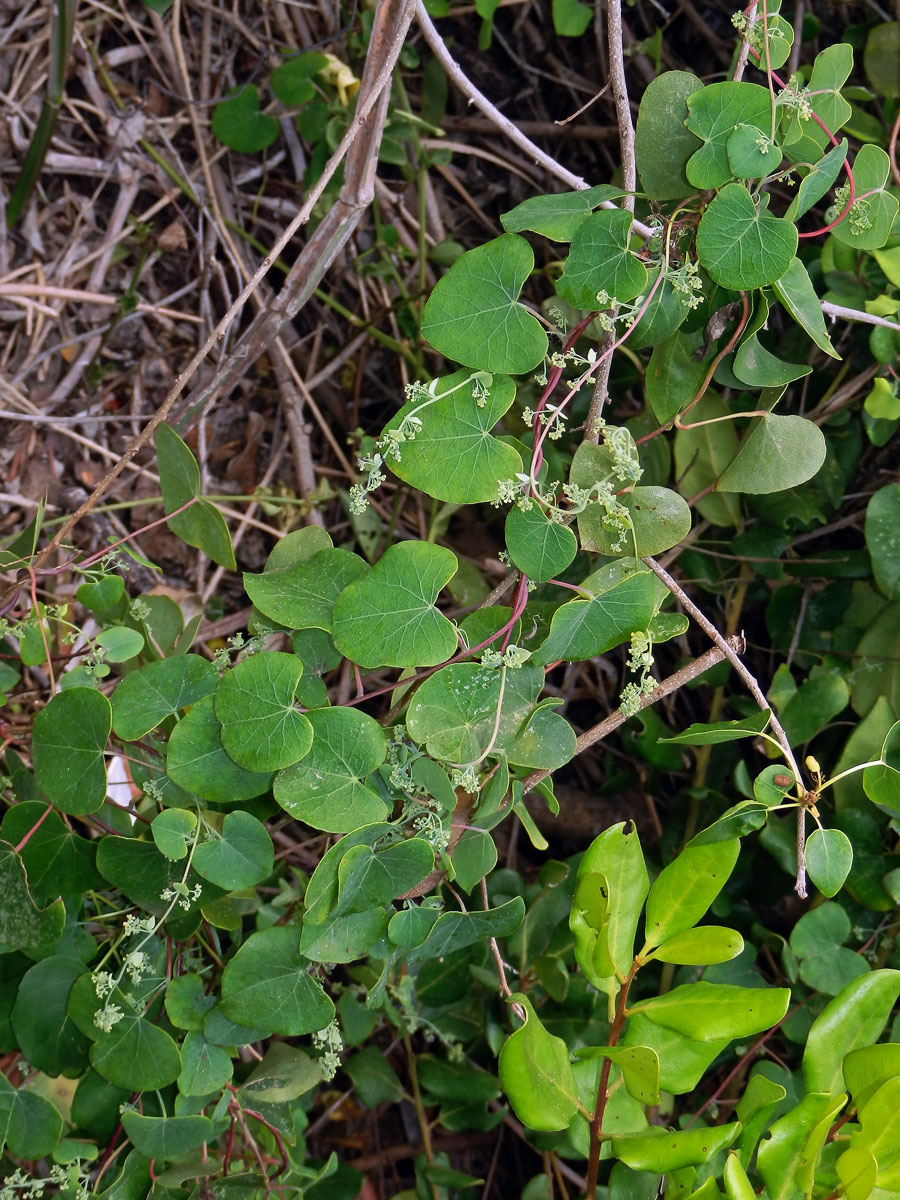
xmin=274 ymin=707 xmax=387 ymax=832
xmin=830 ymin=144 xmax=899 ymax=251
xmin=166 ymin=695 xmax=274 ymax=803
xmin=557 ymin=209 xmax=648 ymax=308
xmin=112 ymin=655 xmax=218 ymax=741
xmin=244 ymin=547 xmax=369 ymax=632
xmin=193 ymin=811 xmax=274 ymax=889
xmin=696 ymin=185 xmax=798 ymax=288
xmin=634 ymin=70 xmax=703 ymax=200
xmin=421 ymin=234 xmax=548 ymax=373
xmin=685 ymin=82 xmax=771 ymax=188
xmin=579 ymin=485 xmax=691 ymax=557
xmin=505 ymin=505 xmax=577 ymax=582
xmin=716 ymin=413 xmax=826 ymax=494
xmin=532 ymin=567 xmax=658 ymax=664
xmin=382 ymin=372 xmax=522 ymax=504
xmin=33 ymin=687 xmax=111 ymax=814
xmin=214 ymin=653 xmax=313 ymax=771
xmin=269 ymin=52 xmax=328 ymax=105
xmin=500 ymin=184 xmax=628 ymax=241
xmin=211 ymin=84 xmax=280 ymax=153
xmin=221 ymin=926 xmax=334 ymax=1035
xmin=332 ymin=541 xmax=458 ymax=668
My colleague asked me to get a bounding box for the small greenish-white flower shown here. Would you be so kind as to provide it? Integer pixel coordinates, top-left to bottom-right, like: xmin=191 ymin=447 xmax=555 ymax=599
xmin=124 ymin=950 xmax=148 ymax=984
xmin=94 ymin=1004 xmax=125 ymax=1033
xmin=450 ymin=765 xmax=479 ymax=794
xmin=92 ymin=971 xmax=115 ymax=999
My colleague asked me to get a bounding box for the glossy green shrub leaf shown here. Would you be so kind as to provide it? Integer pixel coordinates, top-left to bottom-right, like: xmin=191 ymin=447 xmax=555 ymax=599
xmin=757 ymin=1092 xmax=845 ymax=1200
xmin=612 ymin=1123 xmax=740 ymax=1172
xmin=0 ymin=843 xmax=65 ymax=950
xmin=193 ymin=811 xmax=274 ymax=889
xmin=112 ymin=655 xmax=217 ymax=741
xmin=688 ymin=801 xmax=770 ymax=846
xmin=557 ymin=210 xmax=647 ymax=309
xmin=155 ymin=424 xmax=235 ymax=569
xmin=332 ymin=541 xmax=458 ymax=669
xmin=211 ymin=84 xmax=280 ymax=152
xmin=623 ymin=1014 xmax=731 ymax=1094
xmin=575 ymin=1045 xmax=659 ymax=1105
xmin=660 ymin=709 xmax=771 ymax=745
xmin=772 ymin=257 xmax=840 ymax=359
xmin=844 ymin=1044 xmax=900 ymax=1107
xmin=11 ymin=956 xmax=90 ymax=1077
xmin=68 ymin=975 xmax=181 ymax=1090
xmin=269 ymin=52 xmax=327 ymax=104
xmin=717 ymin=414 xmax=826 ymax=494
xmin=646 ymin=926 xmax=744 ymax=966
xmin=866 ymin=484 xmax=900 ymax=599
xmin=831 ymin=144 xmax=899 ymax=250
xmin=696 ymin=186 xmax=798 ymax=289
xmin=632 ymin=982 xmax=791 ymax=1041
xmin=498 ymin=995 xmax=580 ymax=1130
xmin=214 ymin=652 xmax=313 ymax=771
xmin=382 ymin=372 xmax=522 ymax=504
xmin=836 ymin=1146 xmax=878 ymax=1200
xmin=500 ymin=184 xmax=628 ymax=241
xmin=805 ymin=827 xmax=853 ymax=897
xmin=0 ymin=1074 xmax=63 ymax=1160
xmin=120 ymin=1113 xmax=215 ymax=1162
xmin=685 ymin=82 xmax=770 ymax=188
xmin=723 ymin=1151 xmax=755 ymax=1200
xmin=803 ymin=970 xmax=900 ymax=1094
xmin=643 ymin=840 xmax=740 ymax=951
xmin=221 ymin=926 xmax=334 ymax=1035
xmin=505 ymin=505 xmax=577 ymax=582
xmin=244 ymin=547 xmax=369 ymax=632
xmin=166 ymin=695 xmax=273 ymax=803
xmin=532 ymin=566 xmax=657 ymax=664
xmin=151 ymin=808 xmax=196 ymax=861
xmin=634 ymin=71 xmax=703 ymax=199
xmin=275 ymin=707 xmax=387 ymax=832
xmin=32 ymin=687 xmax=111 ymax=814
xmin=571 ymin=822 xmax=649 ymax=986
xmin=421 ymin=235 xmax=548 ymax=373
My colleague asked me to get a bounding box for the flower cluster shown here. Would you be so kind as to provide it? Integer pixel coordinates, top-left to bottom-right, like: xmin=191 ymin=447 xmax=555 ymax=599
xmin=312 ymin=1020 xmax=344 ymax=1081
xmin=161 ymin=881 xmax=203 ymax=910
xmin=620 ymin=629 xmax=658 ymax=718
xmin=481 ymin=644 xmax=531 ymax=669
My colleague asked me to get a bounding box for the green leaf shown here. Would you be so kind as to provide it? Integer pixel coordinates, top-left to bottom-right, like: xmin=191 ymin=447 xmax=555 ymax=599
xmin=660 ymin=709 xmax=771 ymax=745
xmin=579 ymin=485 xmax=691 ymax=557
xmin=120 ymin=1113 xmax=215 ymax=1162
xmin=221 ymin=926 xmax=333 ymax=1035
xmin=165 ymin=975 xmax=216 ymax=1033
xmin=177 ymin=1032 xmax=234 ymax=1096
xmin=623 ymin=1014 xmax=730 ymax=1095
xmin=211 ymin=84 xmax=280 ymax=153
xmin=0 ymin=1073 xmax=63 ymax=1160
xmin=724 ymin=1151 xmax=755 ymax=1200
xmin=557 ymin=210 xmax=648 ymax=309
xmin=863 ymin=21 xmax=899 ymax=96
xmin=803 ymin=969 xmax=900 ymax=1094
xmin=243 ymin=548 xmax=369 ymax=632
xmin=685 ymin=82 xmax=771 ymax=188
xmin=757 ymin=1092 xmax=845 ymax=1200
xmin=0 ymin=841 xmax=66 ymax=951
xmin=785 ymin=139 xmax=848 ymax=221
xmin=805 ymin=827 xmax=853 ymax=897
xmin=851 ymin=602 xmax=900 ymax=717
xmin=397 ymin=897 xmax=525 ymax=964
xmin=240 ymin=1042 xmax=321 ymax=1103
xmin=269 ymin=52 xmax=328 ymax=104
xmin=726 ymin=124 xmax=781 ymax=179
xmin=836 ymin=1147 xmax=878 ymax=1200
xmin=674 ymin=394 xmax=741 ymax=526
xmin=96 ymin=626 xmax=145 ymax=663
xmin=344 ymin=1047 xmax=404 ymax=1107
xmin=865 ymin=484 xmax=900 ymax=599
xmin=421 ymin=235 xmax=548 ymax=373
xmin=274 ymin=707 xmax=388 ymax=833
xmin=696 ymin=186 xmax=797 ymax=289
xmin=532 ymin=566 xmax=657 ymax=664
xmin=831 ymin=144 xmax=899 ymax=251
xmin=32 ymin=687 xmax=111 ymax=814
xmin=112 ymin=655 xmax=218 ymax=741
xmin=166 ymin=695 xmax=274 ymax=804
xmin=155 ymin=425 xmax=235 ymax=569
xmin=772 ymin=258 xmax=840 ymax=359
xmin=214 ymin=652 xmax=313 ymax=772
xmin=332 ymin=541 xmax=458 ymax=669
xmin=647 ymin=926 xmax=744 ymax=966
xmin=451 ymin=829 xmax=498 ymax=892
xmin=717 ymin=414 xmax=826 ymax=494
xmin=551 ymin=0 xmax=591 ymax=36
xmin=612 ymin=1123 xmax=740 ymax=1173
xmin=500 ymin=185 xmax=628 ymax=241
xmin=151 ymin=808 xmax=197 ymax=861
xmin=634 ymin=71 xmax=704 ymax=200
xmin=571 ymin=822 xmax=649 ymax=986
xmin=505 ymin=505 xmax=577 ymax=582
xmin=381 ymin=372 xmax=523 ymax=504
xmin=646 ymin=329 xmax=710 ymax=425
xmin=575 ymin=1045 xmax=660 ymax=1105
xmin=642 ymin=840 xmax=740 ymax=951
xmin=193 ymin=811 xmax=274 ymax=889
xmin=732 ymin=334 xmax=811 ymax=388
xmin=631 ymin=981 xmax=791 ymax=1041
xmin=332 ymin=840 xmax=434 ymax=917
xmin=12 ymin=956 xmax=91 ymax=1077
xmin=68 ymin=975 xmax=182 ymax=1091
xmin=0 ymin=803 xmax=102 ymax=900
xmin=498 ymin=995 xmax=580 ymax=1130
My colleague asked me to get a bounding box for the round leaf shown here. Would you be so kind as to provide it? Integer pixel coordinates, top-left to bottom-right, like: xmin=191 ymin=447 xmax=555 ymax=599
xmin=805 ymin=827 xmax=853 ymax=897
xmin=505 ymin=505 xmax=577 ymax=582
xmin=274 ymin=707 xmax=387 ymax=833
xmin=578 ymin=485 xmax=691 ymax=557
xmin=211 ymin=84 xmax=280 ymax=153
xmin=243 ymin=547 xmax=369 ymax=632
xmin=220 ymin=925 xmax=334 ymax=1036
xmin=214 ymin=653 xmax=313 ymax=772
xmin=716 ymin=413 xmax=826 ymax=494
xmin=193 ymin=811 xmax=274 ymax=889
xmin=696 ymin=185 xmax=798 ymax=289
xmin=557 ymin=209 xmax=647 ymax=309
xmin=634 ymin=71 xmax=703 ymax=200
xmin=112 ymin=655 xmax=218 ymax=741
xmin=865 ymin=484 xmax=900 ymax=599
xmin=95 ymin=626 xmax=145 ymax=663
xmin=421 ymin=234 xmax=548 ymax=374
xmin=32 ymin=687 xmax=111 ymax=814
xmin=151 ymin=808 xmax=197 ymax=861
xmin=166 ymin=695 xmax=274 ymax=804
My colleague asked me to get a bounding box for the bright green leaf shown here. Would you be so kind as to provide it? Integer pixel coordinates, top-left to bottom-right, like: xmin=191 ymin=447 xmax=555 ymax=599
xmin=214 ymin=652 xmax=313 ymax=772
xmin=696 ymin=186 xmax=798 ymax=289
xmin=498 ymin=995 xmax=580 ymax=1131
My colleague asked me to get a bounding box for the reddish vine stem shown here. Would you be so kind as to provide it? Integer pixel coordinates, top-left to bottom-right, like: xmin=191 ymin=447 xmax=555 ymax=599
xmin=584 ymin=960 xmax=639 ymax=1197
